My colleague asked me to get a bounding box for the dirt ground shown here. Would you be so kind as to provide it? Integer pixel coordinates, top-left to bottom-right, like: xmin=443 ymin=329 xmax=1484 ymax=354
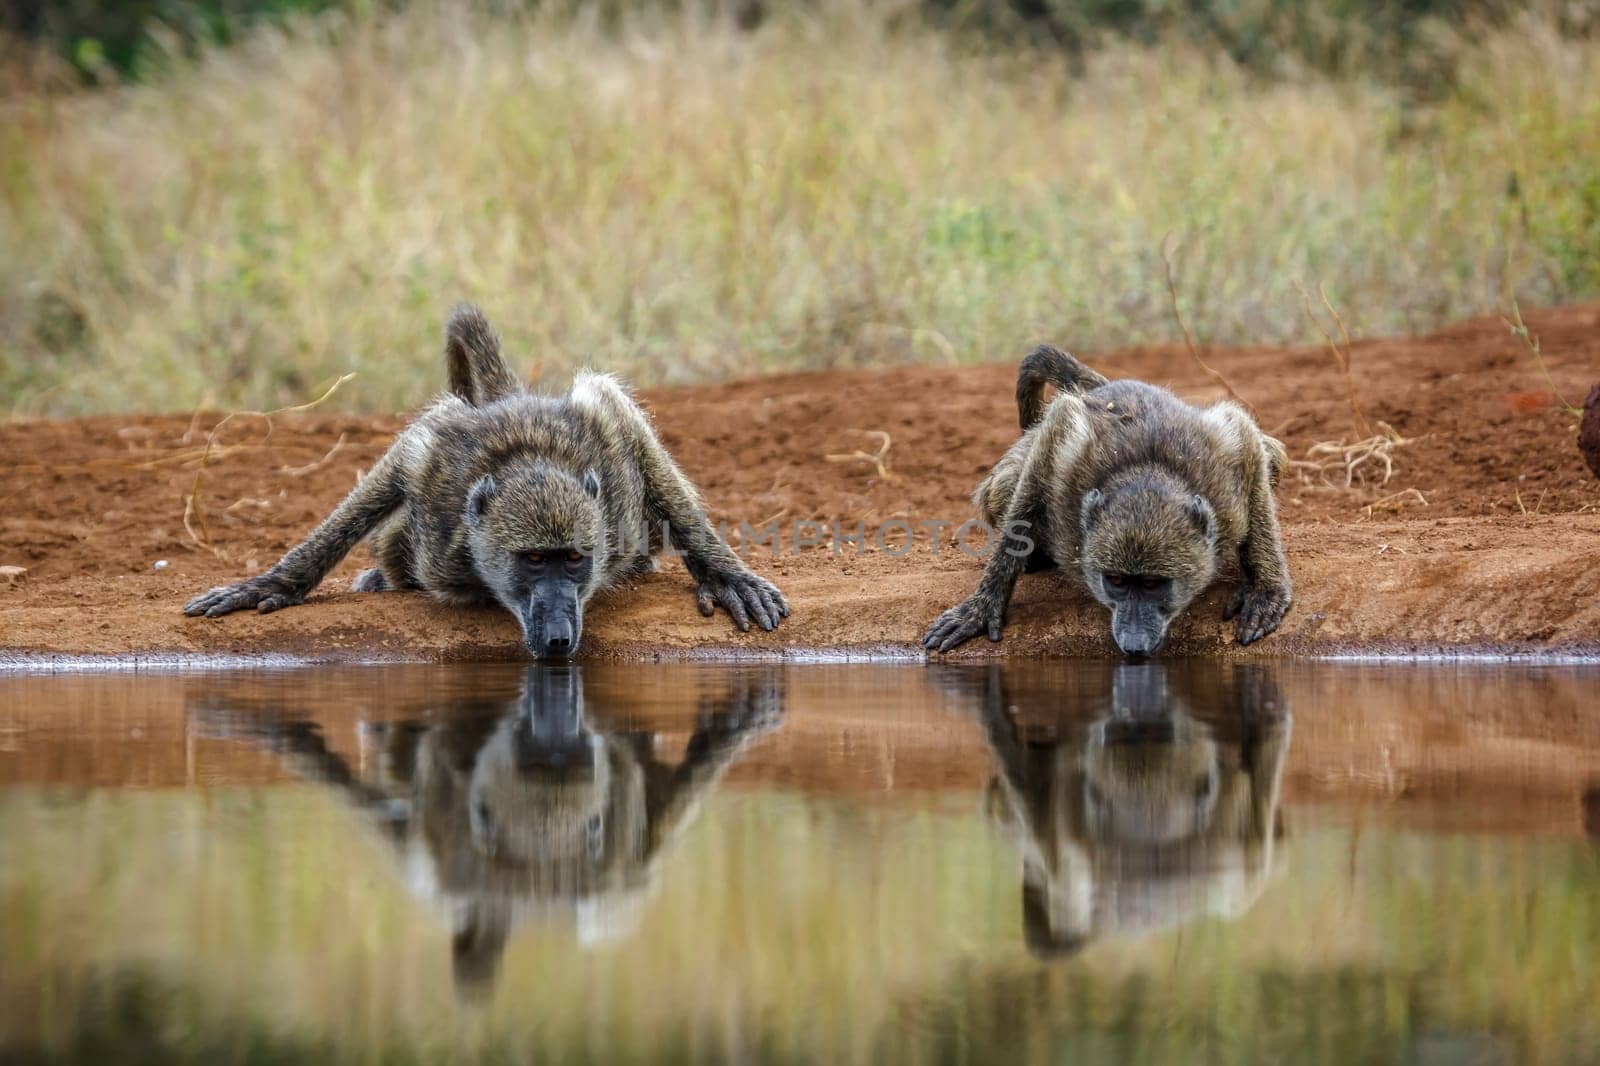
xmin=2 ymin=305 xmax=1597 ymax=664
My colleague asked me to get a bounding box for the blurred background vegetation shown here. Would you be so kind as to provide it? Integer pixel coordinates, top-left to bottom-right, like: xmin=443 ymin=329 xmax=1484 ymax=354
xmin=2 ymin=0 xmax=1598 ymax=414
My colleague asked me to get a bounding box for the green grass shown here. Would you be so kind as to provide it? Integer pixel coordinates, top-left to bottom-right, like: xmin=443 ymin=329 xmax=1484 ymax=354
xmin=2 ymin=2 xmax=1599 ymax=416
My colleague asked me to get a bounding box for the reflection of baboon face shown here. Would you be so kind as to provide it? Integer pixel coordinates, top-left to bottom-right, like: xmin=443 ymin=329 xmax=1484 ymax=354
xmin=969 ymin=664 xmax=1291 ymax=960
xmin=1083 ymin=714 xmax=1220 ymax=845
xmin=467 ymin=713 xmax=609 ymax=865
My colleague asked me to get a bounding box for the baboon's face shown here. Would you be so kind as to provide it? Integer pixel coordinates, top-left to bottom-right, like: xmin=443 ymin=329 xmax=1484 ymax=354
xmin=468 ymin=709 xmax=610 ymax=865
xmin=1083 ymin=713 xmax=1220 ymax=843
xmin=467 ymin=467 xmax=604 ymax=658
xmin=1080 ymin=487 xmax=1219 ymax=656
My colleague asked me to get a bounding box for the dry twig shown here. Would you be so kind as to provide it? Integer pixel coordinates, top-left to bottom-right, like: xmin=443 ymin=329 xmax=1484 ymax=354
xmin=183 ymin=374 xmax=356 ymax=556
xmin=1362 ymin=488 xmax=1428 ymax=518
xmin=1294 ymin=280 xmax=1371 ymax=438
xmin=278 ymin=432 xmax=348 ymax=477
xmin=1160 ymin=235 xmax=1253 ymax=415
xmin=1288 ymin=421 xmax=1415 ymax=490
xmin=1287 ymin=285 xmax=1422 ymax=511
xmin=825 ymin=429 xmax=893 ymax=480
xmin=1503 ymin=298 xmax=1581 ymax=416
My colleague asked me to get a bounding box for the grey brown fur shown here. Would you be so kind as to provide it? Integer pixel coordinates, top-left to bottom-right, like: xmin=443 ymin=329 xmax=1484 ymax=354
xmin=924 ymin=346 xmax=1290 ymax=655
xmin=185 ymin=303 xmax=787 ymax=656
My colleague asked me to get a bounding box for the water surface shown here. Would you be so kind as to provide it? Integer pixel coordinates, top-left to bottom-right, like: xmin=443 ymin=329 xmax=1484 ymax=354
xmin=2 ymin=662 xmax=1598 ymax=1064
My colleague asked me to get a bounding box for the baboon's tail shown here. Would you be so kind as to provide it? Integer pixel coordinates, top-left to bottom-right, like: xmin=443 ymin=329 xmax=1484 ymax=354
xmin=1016 ymin=344 xmax=1110 ymax=430
xmin=1263 ymin=432 xmax=1288 ymax=489
xmin=445 ymin=303 xmax=522 ymax=406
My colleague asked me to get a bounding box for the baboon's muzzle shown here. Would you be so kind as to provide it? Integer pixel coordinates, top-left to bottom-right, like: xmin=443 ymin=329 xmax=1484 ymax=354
xmin=1110 ymin=604 xmax=1169 ymax=658
xmin=534 ymin=614 xmax=577 ymax=658
xmin=521 ymin=590 xmax=582 ymax=660
xmin=512 ymin=717 xmax=593 ymax=772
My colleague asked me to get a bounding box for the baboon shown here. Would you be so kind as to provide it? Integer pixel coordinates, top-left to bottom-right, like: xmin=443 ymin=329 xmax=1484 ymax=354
xmin=949 ymin=663 xmax=1290 ymax=959
xmin=924 ymin=345 xmax=1291 ymax=656
xmin=190 ymin=665 xmax=784 ymax=996
xmin=185 ymin=304 xmax=787 ymax=658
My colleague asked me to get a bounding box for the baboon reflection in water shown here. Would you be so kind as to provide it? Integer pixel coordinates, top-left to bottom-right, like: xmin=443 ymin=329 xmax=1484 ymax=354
xmin=192 ymin=667 xmax=783 ymax=995
xmin=947 ymin=663 xmax=1290 ymax=959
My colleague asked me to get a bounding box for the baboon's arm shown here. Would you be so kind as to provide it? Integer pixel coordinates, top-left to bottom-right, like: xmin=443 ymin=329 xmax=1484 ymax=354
xmin=184 ymin=448 xmax=409 ymax=618
xmin=922 ymin=473 xmax=1042 ymax=652
xmin=1227 ymin=668 xmax=1291 ymax=877
xmin=974 ymin=672 xmax=1051 ymax=840
xmin=925 ymin=396 xmax=1091 ymax=652
xmin=188 ymin=702 xmax=412 ymax=837
xmin=1242 ymin=708 xmax=1291 ymax=842
xmin=975 ymin=670 xmax=1031 ymax=791
xmin=1219 ymin=418 xmax=1294 ymax=645
xmin=639 ymin=728 xmax=747 ymax=858
xmin=571 ymin=372 xmax=788 ymax=632
xmin=642 ymin=676 xmax=782 ymax=855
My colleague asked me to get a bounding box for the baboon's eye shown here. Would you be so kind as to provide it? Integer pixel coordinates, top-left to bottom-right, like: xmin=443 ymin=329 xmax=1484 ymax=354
xmin=526 ymin=552 xmax=545 ymax=565
xmin=1106 ymin=574 xmax=1126 ymax=588
xmin=1140 ymin=576 xmax=1166 ymax=592
xmin=567 ymin=550 xmax=584 ymax=563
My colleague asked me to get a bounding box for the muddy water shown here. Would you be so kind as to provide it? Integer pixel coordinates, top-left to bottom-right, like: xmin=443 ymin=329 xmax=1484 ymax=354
xmin=2 ymin=663 xmax=1598 ymax=1065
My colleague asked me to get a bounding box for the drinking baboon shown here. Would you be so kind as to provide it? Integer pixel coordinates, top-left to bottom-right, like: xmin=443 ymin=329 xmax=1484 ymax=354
xmin=186 ymin=304 xmax=787 ymax=657
xmin=925 ymin=345 xmax=1291 ymax=656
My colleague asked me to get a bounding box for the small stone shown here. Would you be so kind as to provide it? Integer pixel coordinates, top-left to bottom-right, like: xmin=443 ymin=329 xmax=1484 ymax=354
xmin=1579 ymin=383 xmax=1600 ymax=480
xmin=153 ymin=559 xmax=169 ymax=571
xmin=0 ymin=565 xmax=26 ymax=588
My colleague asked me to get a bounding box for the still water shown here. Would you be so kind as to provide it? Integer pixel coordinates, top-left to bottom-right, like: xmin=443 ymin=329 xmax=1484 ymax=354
xmin=2 ymin=662 xmax=1598 ymax=1064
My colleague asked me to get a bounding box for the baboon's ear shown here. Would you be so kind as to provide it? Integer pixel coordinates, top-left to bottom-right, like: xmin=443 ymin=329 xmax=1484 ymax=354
xmin=1079 ymin=488 xmax=1106 ymax=537
xmin=467 ymin=475 xmax=497 ymax=527
xmin=1188 ymin=494 xmax=1218 ymax=545
xmin=582 ymin=468 xmax=602 ymax=499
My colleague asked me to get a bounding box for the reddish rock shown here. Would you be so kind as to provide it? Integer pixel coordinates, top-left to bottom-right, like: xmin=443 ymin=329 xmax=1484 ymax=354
xmin=1581 ymin=383 xmax=1600 ymax=479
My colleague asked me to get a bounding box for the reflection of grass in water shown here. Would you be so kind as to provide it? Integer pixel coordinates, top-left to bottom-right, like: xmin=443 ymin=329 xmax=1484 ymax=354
xmin=2 ymin=794 xmax=1599 ymax=1063
xmin=4 ymin=5 xmax=1600 ymax=415
xmin=893 ymin=828 xmax=1600 ymax=1065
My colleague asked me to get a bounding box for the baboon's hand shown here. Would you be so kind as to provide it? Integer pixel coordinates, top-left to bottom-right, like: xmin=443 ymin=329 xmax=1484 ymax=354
xmin=922 ymin=596 xmax=1005 ymax=653
xmin=184 ymin=575 xmax=306 ymax=618
xmin=1223 ymin=583 xmax=1291 ymax=645
xmin=695 ymin=568 xmax=789 ymax=632
xmin=716 ymin=675 xmax=786 ymax=735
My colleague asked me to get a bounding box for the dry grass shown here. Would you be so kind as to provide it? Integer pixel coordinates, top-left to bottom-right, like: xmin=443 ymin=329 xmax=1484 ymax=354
xmin=1161 ymin=234 xmax=1254 ymax=416
xmin=824 ymin=429 xmax=894 ymax=481
xmin=1287 ymin=282 xmax=1424 ymax=511
xmin=2 ymin=3 xmax=1599 ymax=416
xmin=1504 ymin=297 xmax=1585 ymax=417
xmin=1291 ymin=422 xmax=1417 ymax=490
